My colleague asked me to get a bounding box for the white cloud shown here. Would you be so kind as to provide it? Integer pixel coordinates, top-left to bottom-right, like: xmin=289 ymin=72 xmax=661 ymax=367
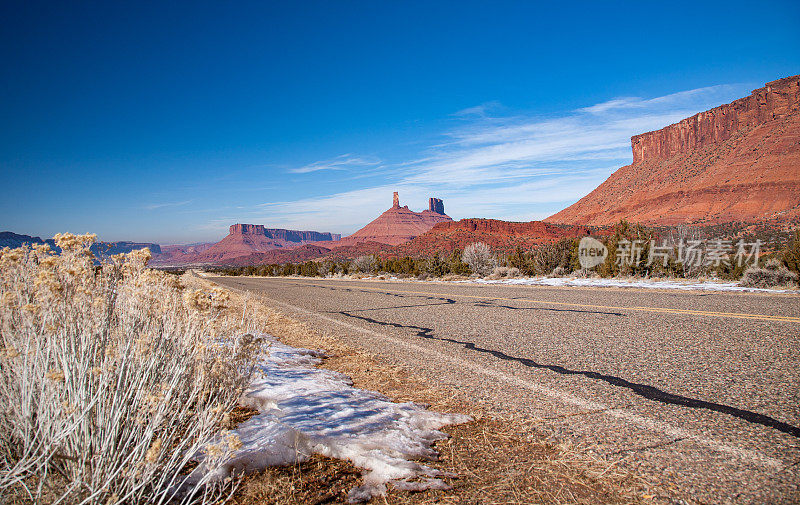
xmin=453 ymin=101 xmax=502 ymax=117
xmin=289 ymin=154 xmax=381 ymax=174
xmin=579 ymin=84 xmax=741 ymax=114
xmin=144 ymin=200 xmax=192 ymax=211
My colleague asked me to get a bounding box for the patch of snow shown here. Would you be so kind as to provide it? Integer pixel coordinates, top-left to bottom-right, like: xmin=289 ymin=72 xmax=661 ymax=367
xmin=207 ymin=338 xmax=470 ymax=502
xmin=464 ymin=276 xmax=797 ymax=293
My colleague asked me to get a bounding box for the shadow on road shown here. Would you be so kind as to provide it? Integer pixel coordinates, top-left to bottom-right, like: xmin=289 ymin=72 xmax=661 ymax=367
xmin=336 ymin=310 xmax=800 ymax=439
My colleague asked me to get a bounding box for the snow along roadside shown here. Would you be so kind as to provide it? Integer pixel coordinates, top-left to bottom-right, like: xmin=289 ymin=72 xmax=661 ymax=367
xmin=346 ymin=273 xmax=796 ymax=293
xmin=461 ymin=276 xmax=798 ymax=293
xmin=205 ymin=336 xmax=471 ymax=503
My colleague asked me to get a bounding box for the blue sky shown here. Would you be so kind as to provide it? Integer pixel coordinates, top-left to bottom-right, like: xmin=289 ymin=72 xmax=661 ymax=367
xmin=1 ymin=1 xmax=798 ymax=243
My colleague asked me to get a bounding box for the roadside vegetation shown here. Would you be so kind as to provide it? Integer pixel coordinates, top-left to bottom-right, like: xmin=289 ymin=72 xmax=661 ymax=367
xmin=0 ymin=234 xmax=266 ymax=504
xmin=213 ymin=223 xmax=800 ymax=288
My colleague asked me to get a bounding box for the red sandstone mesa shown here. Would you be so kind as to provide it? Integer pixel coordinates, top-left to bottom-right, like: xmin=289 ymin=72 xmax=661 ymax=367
xmin=150 ymin=225 xmax=340 ymax=265
xmin=547 ymin=75 xmax=800 ymax=226
xmin=150 ymin=194 xmax=449 ymax=265
xmin=325 ymin=193 xmax=453 ymax=247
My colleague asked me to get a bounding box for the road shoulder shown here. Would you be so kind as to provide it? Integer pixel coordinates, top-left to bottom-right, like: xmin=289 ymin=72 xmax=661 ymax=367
xmin=215 ymin=279 xmax=655 ymax=504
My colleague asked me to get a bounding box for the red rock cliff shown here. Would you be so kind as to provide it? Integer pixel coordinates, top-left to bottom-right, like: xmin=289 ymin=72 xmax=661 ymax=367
xmin=631 ymin=76 xmax=800 ymax=163
xmin=428 ymin=197 xmax=445 ymax=214
xmin=547 ymin=75 xmax=800 ymax=226
xmin=229 ymin=224 xmax=266 ymax=235
xmin=228 ymin=224 xmax=339 ymax=242
xmin=264 ymin=228 xmax=341 ymax=242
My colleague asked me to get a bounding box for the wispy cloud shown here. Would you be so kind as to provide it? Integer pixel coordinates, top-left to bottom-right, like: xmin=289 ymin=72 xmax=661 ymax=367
xmin=579 ymin=84 xmax=740 ymax=114
xmin=289 ymin=154 xmax=381 ymax=174
xmin=453 ymin=101 xmax=502 ymax=118
xmin=391 ymin=83 xmax=749 ymax=192
xmin=144 ymin=200 xmax=192 ymax=211
xmin=209 ymin=82 xmax=750 ymax=235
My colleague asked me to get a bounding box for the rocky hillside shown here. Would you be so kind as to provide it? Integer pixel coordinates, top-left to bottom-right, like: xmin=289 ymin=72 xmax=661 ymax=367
xmin=395 ymin=219 xmax=589 ymax=256
xmin=547 ymin=75 xmax=800 ymax=226
xmin=324 ymin=192 xmax=452 ymax=247
xmin=220 ymin=244 xmax=338 ymax=266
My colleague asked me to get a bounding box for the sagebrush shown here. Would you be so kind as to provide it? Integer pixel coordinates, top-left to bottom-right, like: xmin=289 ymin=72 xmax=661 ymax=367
xmin=461 ymin=243 xmax=495 ymax=276
xmin=0 ymin=235 xmax=264 ymax=504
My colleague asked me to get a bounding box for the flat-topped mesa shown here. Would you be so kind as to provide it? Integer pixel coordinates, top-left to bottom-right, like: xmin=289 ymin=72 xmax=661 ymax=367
xmin=263 ymin=228 xmax=341 ymax=242
xmin=631 ymin=75 xmax=800 ymax=163
xmin=428 ymin=197 xmax=445 ymax=215
xmin=229 ymin=223 xmax=266 ymax=235
xmin=228 ymin=224 xmax=339 ymax=242
xmin=167 ymin=223 xmax=344 ymax=265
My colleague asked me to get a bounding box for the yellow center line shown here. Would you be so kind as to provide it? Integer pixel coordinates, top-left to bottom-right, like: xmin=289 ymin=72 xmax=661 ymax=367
xmin=249 ymin=278 xmax=800 ymax=324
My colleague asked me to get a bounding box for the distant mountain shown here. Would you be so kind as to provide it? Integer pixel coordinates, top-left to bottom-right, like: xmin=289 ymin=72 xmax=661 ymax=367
xmin=0 ymin=231 xmax=55 ymax=250
xmin=150 ymin=225 xmax=341 ymax=266
xmin=153 ymin=242 xmax=213 ymax=264
xmin=174 ymin=195 xmax=596 ymax=266
xmin=160 ymin=242 xmax=214 ymax=255
xmin=322 ymin=192 xmax=453 ymax=248
xmin=547 ymin=75 xmax=800 ymax=226
xmin=90 ymin=241 xmax=162 ymax=256
xmin=0 ymin=231 xmax=161 ymax=258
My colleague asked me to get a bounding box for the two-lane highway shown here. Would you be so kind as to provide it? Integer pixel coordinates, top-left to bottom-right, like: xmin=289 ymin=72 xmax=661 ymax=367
xmin=212 ymin=276 xmax=800 ymax=504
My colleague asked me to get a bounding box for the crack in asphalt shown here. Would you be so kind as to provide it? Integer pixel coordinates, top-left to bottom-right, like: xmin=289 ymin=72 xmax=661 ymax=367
xmin=473 ymin=299 xmax=625 ymax=316
xmin=335 ymin=310 xmax=800 ymax=439
xmin=297 ymin=282 xmax=458 ymax=305
xmin=346 ymin=301 xmax=458 ymax=312
xmin=303 ymin=282 xmax=625 ymax=316
xmin=612 ymin=437 xmax=687 ymax=455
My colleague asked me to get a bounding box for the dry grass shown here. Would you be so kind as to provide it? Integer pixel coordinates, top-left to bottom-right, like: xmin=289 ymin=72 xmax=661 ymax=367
xmin=211 ymin=282 xmax=654 ymax=504
xmin=229 ymin=456 xmax=363 ymax=505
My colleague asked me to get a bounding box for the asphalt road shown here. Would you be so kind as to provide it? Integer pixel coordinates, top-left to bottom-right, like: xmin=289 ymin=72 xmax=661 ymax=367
xmin=211 ymin=275 xmax=800 ymax=504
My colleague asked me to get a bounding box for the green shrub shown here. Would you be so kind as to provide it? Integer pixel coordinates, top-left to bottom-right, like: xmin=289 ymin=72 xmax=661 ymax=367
xmin=531 ymin=238 xmax=577 ymax=276
xmin=783 ymin=230 xmax=800 ymax=276
xmin=424 ymin=253 xmax=448 ymax=277
xmin=599 ymin=221 xmax=656 ymax=277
